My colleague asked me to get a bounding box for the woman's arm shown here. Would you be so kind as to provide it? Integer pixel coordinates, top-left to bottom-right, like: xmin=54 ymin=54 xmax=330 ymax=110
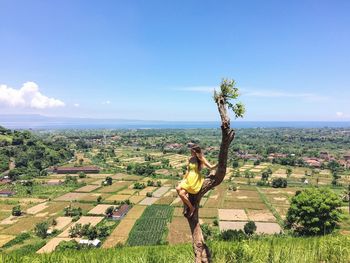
xmin=183 ymin=158 xmax=190 ymax=179
xmin=202 ymin=156 xmax=218 ymax=170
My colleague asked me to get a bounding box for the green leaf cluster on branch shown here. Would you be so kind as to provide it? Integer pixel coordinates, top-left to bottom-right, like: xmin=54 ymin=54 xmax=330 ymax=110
xmin=213 ymin=78 xmax=245 ymax=119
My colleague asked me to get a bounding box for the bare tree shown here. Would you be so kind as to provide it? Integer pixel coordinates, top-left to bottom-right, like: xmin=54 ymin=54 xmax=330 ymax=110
xmin=183 ymin=79 xmax=245 ymax=263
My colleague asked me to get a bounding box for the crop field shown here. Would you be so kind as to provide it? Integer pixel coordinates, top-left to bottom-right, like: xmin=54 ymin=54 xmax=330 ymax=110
xmin=74 ymin=184 xmax=101 ymax=192
xmin=96 ymin=181 xmax=131 ymax=193
xmin=88 ymin=204 xmax=116 ymax=215
xmin=50 ymin=217 xmax=72 ymax=231
xmin=155 ymin=196 xmax=177 ymax=205
xmin=26 ymin=202 xmax=49 ymax=215
xmin=105 ymin=194 xmax=132 ymax=202
xmin=0 ymin=235 xmax=15 ymax=247
xmin=128 ymin=195 xmax=145 ymax=204
xmin=102 ymin=205 xmax=146 ymax=247
xmin=1 ymin=216 xmax=48 ymax=234
xmin=37 ymin=237 xmax=76 ymax=253
xmin=127 ymin=205 xmax=173 ymax=246
xmin=139 ymin=197 xmax=158 ymax=205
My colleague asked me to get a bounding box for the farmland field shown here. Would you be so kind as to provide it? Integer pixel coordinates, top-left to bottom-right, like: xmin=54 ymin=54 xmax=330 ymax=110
xmin=127 ymin=205 xmax=173 ymax=246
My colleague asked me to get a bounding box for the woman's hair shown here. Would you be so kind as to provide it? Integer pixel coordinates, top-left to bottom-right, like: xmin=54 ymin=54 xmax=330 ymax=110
xmin=191 ymin=144 xmax=204 ymax=171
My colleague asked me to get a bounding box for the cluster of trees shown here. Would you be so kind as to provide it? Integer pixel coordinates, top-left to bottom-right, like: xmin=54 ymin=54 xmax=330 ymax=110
xmin=69 ymin=223 xmax=109 ymax=240
xmin=64 ymin=205 xmax=83 ymax=221
xmin=201 ymin=221 xmax=257 ymax=242
xmin=133 ymin=182 xmax=146 ymax=189
xmin=127 ymin=163 xmax=156 ymax=176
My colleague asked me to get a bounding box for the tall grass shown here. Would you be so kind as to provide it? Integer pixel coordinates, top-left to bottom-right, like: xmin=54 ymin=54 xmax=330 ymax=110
xmin=1 ymin=235 xmax=350 ymax=263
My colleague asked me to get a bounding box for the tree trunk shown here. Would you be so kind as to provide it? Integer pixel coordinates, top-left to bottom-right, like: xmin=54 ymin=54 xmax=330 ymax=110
xmin=184 ymin=96 xmax=236 ymax=263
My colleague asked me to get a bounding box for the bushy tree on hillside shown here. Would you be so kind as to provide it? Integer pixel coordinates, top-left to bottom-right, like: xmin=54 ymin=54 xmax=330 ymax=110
xmin=244 ymin=221 xmax=257 ymax=236
xmin=34 ymin=222 xmax=49 ymax=238
xmin=272 ymin=178 xmax=287 ymax=188
xmin=285 ymin=188 xmax=342 ymax=235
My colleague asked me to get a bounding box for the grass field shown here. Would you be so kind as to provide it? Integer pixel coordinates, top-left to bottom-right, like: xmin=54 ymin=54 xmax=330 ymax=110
xmin=3 ymin=235 xmax=350 ymax=263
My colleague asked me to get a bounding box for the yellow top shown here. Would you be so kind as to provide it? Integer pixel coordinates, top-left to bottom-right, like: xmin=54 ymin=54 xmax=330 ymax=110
xmin=179 ymin=161 xmax=204 ymax=194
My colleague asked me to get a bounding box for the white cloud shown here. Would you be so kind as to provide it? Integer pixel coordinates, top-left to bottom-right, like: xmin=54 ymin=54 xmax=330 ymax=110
xmin=0 ymin=82 xmax=65 ymax=109
xmin=102 ymin=100 xmax=111 ymax=105
xmin=336 ymin=112 xmax=344 ymax=117
xmin=74 ymin=103 xmax=80 ymax=107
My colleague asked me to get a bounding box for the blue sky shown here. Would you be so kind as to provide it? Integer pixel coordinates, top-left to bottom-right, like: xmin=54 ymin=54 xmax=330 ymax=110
xmin=0 ymin=0 xmax=349 ymax=121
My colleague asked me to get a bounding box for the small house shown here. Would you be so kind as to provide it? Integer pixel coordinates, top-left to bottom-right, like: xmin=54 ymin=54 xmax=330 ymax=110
xmin=50 ymin=166 xmax=100 ymax=174
xmin=0 ymin=178 xmax=12 ymax=185
xmin=79 ymin=239 xmax=101 ymax=247
xmin=112 ymin=204 xmax=130 ymax=220
xmin=0 ymin=189 xmax=16 ymax=197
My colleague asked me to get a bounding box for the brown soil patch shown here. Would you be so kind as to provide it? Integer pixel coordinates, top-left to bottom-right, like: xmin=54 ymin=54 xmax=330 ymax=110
xmin=124 ymin=205 xmax=146 ymax=220
xmin=55 ymin=192 xmax=89 ymax=201
xmin=0 ymin=235 xmax=15 ymax=247
xmin=97 ymin=181 xmax=131 ymax=193
xmin=102 ymin=219 xmax=136 ymax=247
xmin=152 ymin=186 xmax=170 ymax=198
xmin=106 ymin=194 xmax=131 ymax=202
xmin=75 ymin=184 xmax=101 ymax=192
xmin=218 ymin=209 xmax=248 ymax=221
xmin=51 ymin=217 xmax=72 ymax=230
xmin=219 ymin=221 xmax=282 ymax=234
xmin=88 ymin=204 xmax=116 ymax=215
xmin=167 ymin=217 xmax=192 ymax=244
xmin=0 ymin=215 xmax=20 ymax=225
xmin=155 ymin=196 xmax=176 ymax=205
xmin=35 ymin=212 xmax=49 ymax=217
xmin=129 ymin=195 xmax=145 ymax=204
xmin=26 ymin=202 xmax=49 ymax=215
xmin=199 ymin=208 xmax=218 ymax=218
xmin=247 ymin=210 xmax=276 ymax=222
xmin=138 ymin=186 xmax=157 ymax=196
xmin=118 ymin=189 xmax=137 ymax=195
xmin=139 ymin=197 xmax=159 ymax=206
xmin=37 ymin=237 xmax=74 ymax=253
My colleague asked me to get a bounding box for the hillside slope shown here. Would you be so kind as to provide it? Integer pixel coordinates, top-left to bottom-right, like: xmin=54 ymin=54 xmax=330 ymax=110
xmin=2 ymin=235 xmax=350 ymax=263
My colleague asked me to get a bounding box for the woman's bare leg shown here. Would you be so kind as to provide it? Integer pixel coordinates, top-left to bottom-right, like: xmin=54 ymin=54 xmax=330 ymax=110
xmin=176 ymin=185 xmax=195 ymax=216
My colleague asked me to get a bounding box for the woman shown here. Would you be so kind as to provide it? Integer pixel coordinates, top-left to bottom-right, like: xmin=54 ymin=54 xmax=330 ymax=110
xmin=176 ymin=145 xmax=217 ymax=217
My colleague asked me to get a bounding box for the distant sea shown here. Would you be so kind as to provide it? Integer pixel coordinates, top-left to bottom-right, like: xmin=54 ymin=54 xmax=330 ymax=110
xmin=1 ymin=115 xmax=350 ymax=130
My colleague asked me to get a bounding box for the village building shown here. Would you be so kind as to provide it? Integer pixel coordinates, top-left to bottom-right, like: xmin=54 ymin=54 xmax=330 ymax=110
xmin=303 ymin=157 xmax=322 ymax=168
xmin=164 ymin=143 xmax=183 ymax=150
xmin=0 ymin=178 xmax=12 ymax=185
xmin=320 ymin=151 xmax=330 ymax=160
xmin=0 ymin=189 xmax=16 ymax=197
xmin=111 ymin=204 xmax=130 ymax=220
xmin=49 ymin=166 xmax=100 ymax=174
xmin=79 ymin=239 xmax=101 ymax=247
